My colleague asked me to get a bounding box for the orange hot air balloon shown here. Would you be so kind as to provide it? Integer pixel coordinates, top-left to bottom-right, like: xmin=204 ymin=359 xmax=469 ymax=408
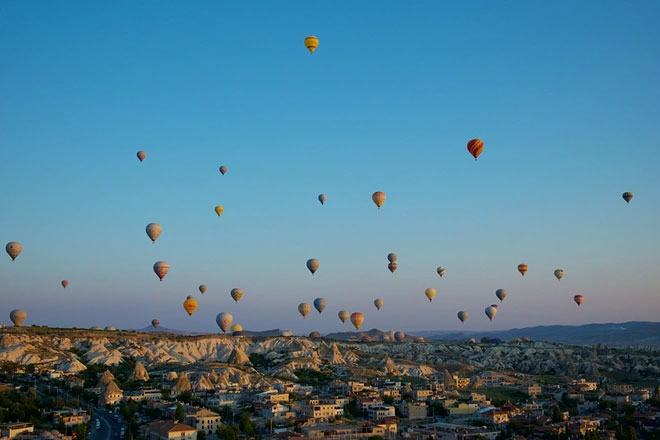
xmin=467 ymin=139 xmax=484 ymax=160
xmin=350 ymin=312 xmax=364 ymax=330
xmin=388 ymin=262 xmax=398 ymax=273
xmin=61 ymin=280 xmax=69 ymax=289
xmin=198 ymin=285 xmax=207 ymax=294
xmin=183 ymin=296 xmax=198 ymax=316
xmin=137 ymin=151 xmax=146 ymax=162
xmin=5 ymin=242 xmax=22 ymax=261
xmin=372 ymin=191 xmax=386 ymax=209
xmin=517 ymin=263 xmax=528 ymax=276
xmin=153 ymin=261 xmax=170 ymax=281
xmin=573 ymin=294 xmax=584 ymax=306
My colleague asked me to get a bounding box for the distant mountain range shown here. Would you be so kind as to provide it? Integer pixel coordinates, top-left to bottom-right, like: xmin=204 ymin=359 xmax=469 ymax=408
xmin=410 ymin=321 xmax=660 ymax=346
xmin=135 ymin=321 xmax=660 ymax=347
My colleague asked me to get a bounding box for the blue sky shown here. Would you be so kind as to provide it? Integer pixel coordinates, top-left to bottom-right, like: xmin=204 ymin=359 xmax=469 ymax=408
xmin=1 ymin=1 xmax=659 ymax=333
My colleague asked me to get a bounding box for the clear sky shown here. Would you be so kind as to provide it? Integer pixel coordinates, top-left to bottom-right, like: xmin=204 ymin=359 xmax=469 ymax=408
xmin=1 ymin=1 xmax=660 ymax=334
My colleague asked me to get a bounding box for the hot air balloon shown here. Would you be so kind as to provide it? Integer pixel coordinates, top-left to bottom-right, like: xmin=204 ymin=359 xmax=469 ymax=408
xmin=318 ymin=194 xmax=327 ymax=205
xmin=214 ymin=205 xmax=224 ymax=217
xmin=231 ymin=323 xmax=243 ymax=333
xmin=183 ymin=296 xmax=197 ymax=316
xmin=313 ymin=297 xmax=327 ymax=314
xmin=457 ymin=311 xmax=469 ymax=323
xmin=372 ymin=191 xmax=386 ymax=209
xmin=338 ymin=310 xmax=349 ymax=323
xmin=622 ymin=192 xmax=633 ymax=203
xmin=388 ymin=262 xmax=398 ymax=273
xmin=298 ymin=303 xmax=311 ymax=319
xmin=145 ymin=223 xmax=162 ymax=243
xmin=436 ymin=266 xmax=446 ymax=277
xmin=61 ymin=280 xmax=69 ymax=289
xmin=495 ymin=289 xmax=507 ymax=302
xmin=517 ymin=263 xmax=528 ymax=276
xmin=350 ymin=312 xmax=364 ymax=330
xmin=374 ymin=298 xmax=384 ymax=310
xmin=394 ymin=331 xmax=406 ymax=342
xmin=137 ymin=151 xmax=146 ymax=162
xmin=151 ymin=319 xmax=160 ymax=328
xmin=309 ymin=331 xmax=321 ymax=339
xmin=219 ymin=165 xmax=228 ymax=175
xmin=467 ymin=139 xmax=484 ymax=160
xmin=387 ymin=253 xmax=398 ymax=263
xmin=574 ymin=294 xmax=584 ymax=306
xmin=306 ymin=258 xmax=320 ymax=274
xmin=554 ymin=269 xmax=564 ymax=281
xmin=199 ymin=285 xmax=207 ymax=294
xmin=5 ymin=242 xmax=22 ymax=261
xmin=304 ymin=35 xmax=319 ymax=53
xmin=485 ymin=306 xmax=497 ymax=321
xmin=216 ymin=312 xmax=233 ymax=332
xmin=230 ymin=288 xmax=244 ymax=302
xmin=425 ymin=288 xmax=437 ymax=302
xmin=10 ymin=309 xmax=27 ymax=327
xmin=490 ymin=304 xmax=499 ymax=308
xmin=153 ymin=261 xmax=170 ymax=281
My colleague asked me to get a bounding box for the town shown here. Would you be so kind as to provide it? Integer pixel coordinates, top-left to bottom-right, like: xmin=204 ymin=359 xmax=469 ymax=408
xmin=0 ymin=328 xmax=658 ymax=440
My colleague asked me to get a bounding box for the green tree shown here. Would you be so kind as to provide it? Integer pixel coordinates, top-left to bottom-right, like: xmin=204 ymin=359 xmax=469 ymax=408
xmin=217 ymin=425 xmax=239 ymax=440
xmin=175 ymin=403 xmax=185 ymax=423
xmin=239 ymin=413 xmax=255 ymax=436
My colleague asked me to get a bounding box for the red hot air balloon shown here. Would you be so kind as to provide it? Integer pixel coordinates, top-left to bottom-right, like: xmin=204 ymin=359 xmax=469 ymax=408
xmin=573 ymin=294 xmax=585 ymax=306
xmin=467 ymin=139 xmax=484 ymax=160
xmin=517 ymin=263 xmax=528 ymax=276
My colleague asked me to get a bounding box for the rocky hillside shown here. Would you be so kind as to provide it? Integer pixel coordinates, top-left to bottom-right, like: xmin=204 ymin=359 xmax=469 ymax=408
xmin=0 ymin=328 xmax=657 ymax=381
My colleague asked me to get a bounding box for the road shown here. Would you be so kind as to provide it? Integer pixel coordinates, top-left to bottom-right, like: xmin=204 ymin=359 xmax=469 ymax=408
xmin=91 ymin=408 xmax=125 ymax=440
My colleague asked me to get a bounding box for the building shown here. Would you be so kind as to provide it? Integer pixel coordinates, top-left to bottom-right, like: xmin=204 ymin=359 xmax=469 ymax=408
xmin=304 ymin=402 xmax=344 ymax=420
xmin=481 ymin=409 xmax=509 ymax=425
xmin=607 ymin=384 xmax=633 ymax=394
xmin=100 ymin=381 xmax=123 ymax=406
xmin=367 ymin=404 xmax=395 ymax=420
xmin=257 ymin=391 xmax=289 ymax=403
xmin=52 ymin=410 xmax=90 ymax=427
xmin=185 ymin=408 xmax=221 ymax=436
xmin=447 ymin=403 xmax=479 ymax=416
xmin=140 ymin=421 xmax=197 ymax=440
xmin=1 ymin=423 xmax=34 ymax=439
xmin=526 ymin=384 xmax=542 ymax=397
xmin=400 ymin=401 xmax=427 ymax=420
xmin=260 ymin=403 xmax=295 ymax=421
xmin=452 ymin=375 xmax=471 ymax=389
xmin=572 ymin=379 xmax=598 ymax=392
xmin=411 ymin=389 xmax=433 ymax=401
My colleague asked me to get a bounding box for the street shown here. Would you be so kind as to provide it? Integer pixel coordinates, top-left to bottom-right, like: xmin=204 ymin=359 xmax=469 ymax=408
xmin=91 ymin=408 xmax=125 ymax=440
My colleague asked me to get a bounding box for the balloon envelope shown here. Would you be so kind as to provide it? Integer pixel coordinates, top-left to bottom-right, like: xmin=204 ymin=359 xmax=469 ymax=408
xmin=145 ymin=223 xmax=162 ymax=243
xmin=151 ymin=319 xmax=160 ymax=328
xmin=198 ymin=285 xmax=208 ymax=294
xmin=554 ymin=269 xmax=564 ymax=281
xmin=388 ymin=262 xmax=398 ymax=273
xmin=467 ymin=139 xmax=484 ymax=160
xmin=137 ymin=151 xmax=146 ymax=162
xmin=374 ymin=298 xmax=384 ymax=310
xmin=436 ymin=266 xmax=446 ymax=277
xmin=216 ymin=312 xmax=233 ymax=332
xmin=306 ymin=258 xmax=320 ymax=274
xmin=153 ymin=261 xmax=170 ymax=281
xmin=298 ymin=303 xmax=311 ymax=318
xmin=485 ymin=306 xmax=497 ymax=321
xmin=495 ymin=289 xmax=507 ymax=301
xmin=214 ymin=205 xmax=224 ymax=216
xmin=304 ymin=35 xmax=319 ymax=53
xmin=622 ymin=192 xmax=633 ymax=203
xmin=183 ymin=297 xmax=198 ymax=316
xmin=394 ymin=331 xmax=406 ymax=342
xmin=350 ymin=312 xmax=364 ymax=330
xmin=387 ymin=253 xmax=397 ymax=263
xmin=10 ymin=309 xmax=27 ymax=327
xmin=230 ymin=288 xmax=244 ymax=302
xmin=574 ymin=294 xmax=585 ymax=306
xmin=372 ymin=191 xmax=386 ymax=209
xmin=313 ymin=297 xmax=327 ymax=313
xmin=219 ymin=165 xmax=228 ymax=175
xmin=318 ymin=194 xmax=327 ymax=205
xmin=425 ymin=288 xmax=437 ymax=302
xmin=457 ymin=311 xmax=469 ymax=322
xmin=231 ymin=323 xmax=243 ymax=333
xmin=517 ymin=263 xmax=528 ymax=276
xmin=338 ymin=310 xmax=349 ymax=323
xmin=5 ymin=242 xmax=22 ymax=261
xmin=61 ymin=280 xmax=69 ymax=289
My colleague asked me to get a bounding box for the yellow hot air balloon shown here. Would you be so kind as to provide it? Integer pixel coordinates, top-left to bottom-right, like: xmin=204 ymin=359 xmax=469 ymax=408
xmin=554 ymin=269 xmax=564 ymax=281
xmin=145 ymin=223 xmax=162 ymax=243
xmin=372 ymin=191 xmax=386 ymax=209
xmin=230 ymin=288 xmax=244 ymax=302
xmin=298 ymin=303 xmax=311 ymax=319
xmin=5 ymin=242 xmax=22 ymax=261
xmin=338 ymin=310 xmax=349 ymax=323
xmin=183 ymin=296 xmax=198 ymax=316
xmin=350 ymin=312 xmax=364 ymax=330
xmin=304 ymin=35 xmax=319 ymax=54
xmin=214 ymin=205 xmax=224 ymax=217
xmin=425 ymin=288 xmax=437 ymax=302
xmin=153 ymin=261 xmax=170 ymax=281
xmin=231 ymin=323 xmax=243 ymax=333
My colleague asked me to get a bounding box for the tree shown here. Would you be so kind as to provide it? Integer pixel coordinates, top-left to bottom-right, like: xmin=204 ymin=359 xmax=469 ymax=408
xmin=197 ymin=431 xmax=206 ymax=440
xmin=217 ymin=425 xmax=239 ymax=440
xmin=239 ymin=413 xmax=255 ymax=436
xmin=175 ymin=403 xmax=185 ymax=423
xmin=551 ymin=405 xmax=563 ymax=423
